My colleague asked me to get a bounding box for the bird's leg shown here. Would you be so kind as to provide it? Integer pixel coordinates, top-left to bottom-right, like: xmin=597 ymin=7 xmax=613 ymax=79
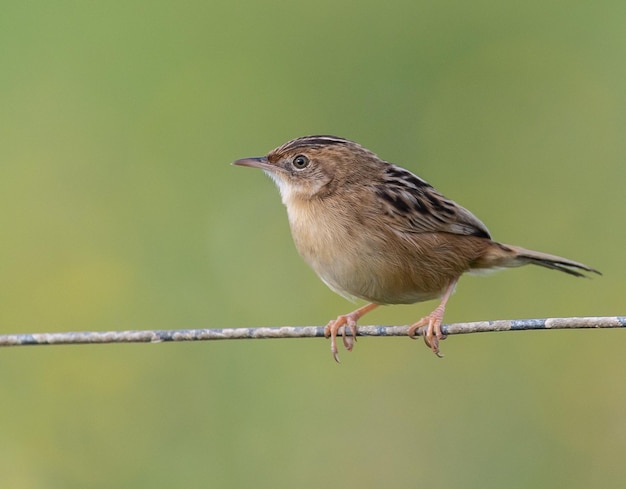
xmin=407 ymin=280 xmax=457 ymax=358
xmin=324 ymin=303 xmax=379 ymax=363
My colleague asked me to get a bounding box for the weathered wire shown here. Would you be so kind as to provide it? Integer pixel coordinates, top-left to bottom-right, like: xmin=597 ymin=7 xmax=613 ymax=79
xmin=0 ymin=316 xmax=623 ymax=347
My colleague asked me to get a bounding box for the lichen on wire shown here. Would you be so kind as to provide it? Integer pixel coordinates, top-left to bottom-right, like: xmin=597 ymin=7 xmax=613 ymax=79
xmin=0 ymin=316 xmax=623 ymax=348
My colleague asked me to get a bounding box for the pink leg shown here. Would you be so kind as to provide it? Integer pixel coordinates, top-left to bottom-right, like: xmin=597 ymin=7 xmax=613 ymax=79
xmin=407 ymin=280 xmax=457 ymax=357
xmin=324 ymin=303 xmax=379 ymax=363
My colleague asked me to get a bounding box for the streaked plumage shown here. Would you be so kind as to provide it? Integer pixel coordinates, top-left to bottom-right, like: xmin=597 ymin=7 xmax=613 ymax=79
xmin=233 ymin=135 xmax=600 ymax=361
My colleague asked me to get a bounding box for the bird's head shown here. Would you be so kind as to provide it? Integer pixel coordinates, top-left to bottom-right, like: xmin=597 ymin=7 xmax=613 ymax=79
xmin=232 ymin=135 xmax=381 ymax=202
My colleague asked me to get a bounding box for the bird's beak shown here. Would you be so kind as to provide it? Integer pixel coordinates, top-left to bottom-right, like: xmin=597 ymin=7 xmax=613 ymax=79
xmin=231 ymin=156 xmax=272 ymax=171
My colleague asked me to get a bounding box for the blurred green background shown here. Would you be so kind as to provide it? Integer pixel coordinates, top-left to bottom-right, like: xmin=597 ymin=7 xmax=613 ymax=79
xmin=0 ymin=1 xmax=624 ymax=488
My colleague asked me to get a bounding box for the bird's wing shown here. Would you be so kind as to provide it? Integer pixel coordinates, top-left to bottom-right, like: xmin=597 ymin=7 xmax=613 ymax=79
xmin=373 ymin=164 xmax=491 ymax=239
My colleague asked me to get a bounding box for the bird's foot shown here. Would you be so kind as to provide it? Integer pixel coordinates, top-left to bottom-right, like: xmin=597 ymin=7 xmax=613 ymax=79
xmin=407 ymin=305 xmax=447 ymax=358
xmin=324 ymin=314 xmax=358 ymax=363
xmin=324 ymin=303 xmax=379 ymax=363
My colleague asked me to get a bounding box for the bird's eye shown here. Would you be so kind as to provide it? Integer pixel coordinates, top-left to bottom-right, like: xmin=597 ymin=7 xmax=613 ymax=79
xmin=292 ymin=155 xmax=310 ymax=170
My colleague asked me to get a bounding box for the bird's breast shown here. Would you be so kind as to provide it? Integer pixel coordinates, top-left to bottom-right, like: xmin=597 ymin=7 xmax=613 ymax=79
xmin=284 ymin=197 xmax=447 ymax=305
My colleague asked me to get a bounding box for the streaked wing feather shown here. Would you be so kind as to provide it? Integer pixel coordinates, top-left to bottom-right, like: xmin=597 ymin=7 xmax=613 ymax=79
xmin=375 ymin=163 xmax=491 ymax=239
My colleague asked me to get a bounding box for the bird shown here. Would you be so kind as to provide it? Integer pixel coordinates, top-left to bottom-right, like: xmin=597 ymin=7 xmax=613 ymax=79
xmin=232 ymin=135 xmax=600 ymax=362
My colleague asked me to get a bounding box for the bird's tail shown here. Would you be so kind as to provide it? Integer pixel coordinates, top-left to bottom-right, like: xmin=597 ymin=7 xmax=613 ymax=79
xmin=474 ymin=242 xmax=601 ymax=277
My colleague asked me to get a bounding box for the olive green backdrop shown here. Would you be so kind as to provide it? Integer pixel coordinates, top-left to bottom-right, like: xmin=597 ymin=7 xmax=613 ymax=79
xmin=0 ymin=1 xmax=624 ymax=488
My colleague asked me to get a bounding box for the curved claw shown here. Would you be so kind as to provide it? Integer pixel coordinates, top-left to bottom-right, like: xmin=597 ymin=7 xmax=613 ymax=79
xmin=407 ymin=318 xmax=427 ymax=340
xmin=408 ymin=309 xmax=447 ymax=358
xmin=324 ymin=319 xmax=344 ymax=363
xmin=323 ymin=303 xmax=379 ymax=363
xmin=407 ymin=281 xmax=456 ymax=358
xmin=342 ymin=316 xmax=358 ymax=351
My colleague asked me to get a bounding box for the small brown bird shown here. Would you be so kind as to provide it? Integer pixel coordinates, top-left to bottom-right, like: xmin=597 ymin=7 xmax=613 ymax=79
xmin=233 ymin=135 xmax=600 ymax=361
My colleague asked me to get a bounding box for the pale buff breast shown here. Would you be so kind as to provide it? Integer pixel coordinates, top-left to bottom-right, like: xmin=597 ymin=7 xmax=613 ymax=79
xmin=285 ymin=197 xmax=454 ymax=305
